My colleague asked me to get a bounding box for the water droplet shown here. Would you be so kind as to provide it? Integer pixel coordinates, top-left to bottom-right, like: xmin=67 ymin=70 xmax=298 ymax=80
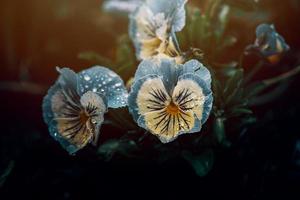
xmin=92 ymin=88 xmax=97 ymax=92
xmin=84 ymin=75 xmax=91 ymax=81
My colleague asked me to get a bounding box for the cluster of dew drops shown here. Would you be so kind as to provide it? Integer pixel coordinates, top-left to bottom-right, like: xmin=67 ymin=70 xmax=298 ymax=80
xmin=79 ymin=69 xmax=128 ymax=107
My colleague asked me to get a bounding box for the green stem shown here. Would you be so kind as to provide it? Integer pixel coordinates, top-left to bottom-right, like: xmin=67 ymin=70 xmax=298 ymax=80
xmin=249 ymin=81 xmax=290 ymax=106
xmin=248 ymin=65 xmax=300 ymax=97
xmin=262 ymin=65 xmax=300 ymax=86
xmin=244 ymin=60 xmax=264 ymax=84
xmin=213 ymin=117 xmax=226 ymax=143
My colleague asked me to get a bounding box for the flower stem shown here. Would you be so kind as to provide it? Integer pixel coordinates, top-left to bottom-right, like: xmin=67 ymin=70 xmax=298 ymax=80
xmin=244 ymin=60 xmax=264 ymax=84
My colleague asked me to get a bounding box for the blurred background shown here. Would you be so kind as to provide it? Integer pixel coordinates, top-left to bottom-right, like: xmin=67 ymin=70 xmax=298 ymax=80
xmin=0 ymin=0 xmax=300 ymax=199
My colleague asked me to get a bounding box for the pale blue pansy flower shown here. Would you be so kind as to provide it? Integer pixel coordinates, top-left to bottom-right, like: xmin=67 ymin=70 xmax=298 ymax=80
xmin=102 ymin=0 xmax=144 ymax=15
xmin=246 ymin=23 xmax=290 ymax=63
xmin=129 ymin=0 xmax=187 ymax=62
xmin=128 ymin=58 xmax=213 ymax=143
xmin=42 ymin=66 xmax=128 ymax=154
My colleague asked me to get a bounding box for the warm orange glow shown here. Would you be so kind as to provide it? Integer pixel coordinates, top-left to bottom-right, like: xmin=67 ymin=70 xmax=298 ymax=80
xmin=267 ymin=54 xmax=281 ymax=64
xmin=166 ymin=101 xmax=180 ymax=115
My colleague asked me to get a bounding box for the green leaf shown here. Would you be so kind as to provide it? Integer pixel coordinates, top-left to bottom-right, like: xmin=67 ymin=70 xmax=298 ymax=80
xmin=213 ymin=117 xmax=226 ymax=143
xmin=224 ymin=68 xmax=243 ymax=95
xmin=0 ymin=160 xmax=14 ymax=188
xmin=182 ymin=149 xmax=214 ymax=177
xmin=240 ymin=116 xmax=257 ymax=127
xmin=78 ymin=51 xmax=113 ymax=66
xmin=223 ymin=68 xmax=244 ymax=106
xmin=97 ymin=139 xmax=138 ymax=161
xmin=231 ymin=108 xmax=253 ymax=115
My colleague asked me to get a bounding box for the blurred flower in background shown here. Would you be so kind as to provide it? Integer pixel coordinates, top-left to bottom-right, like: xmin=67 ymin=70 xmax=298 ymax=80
xmin=129 ymin=0 xmax=187 ymax=62
xmin=102 ymin=0 xmax=144 ymax=14
xmin=246 ymin=23 xmax=290 ymax=64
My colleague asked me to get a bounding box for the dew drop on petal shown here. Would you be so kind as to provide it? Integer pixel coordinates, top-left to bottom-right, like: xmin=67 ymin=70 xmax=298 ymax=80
xmin=84 ymin=75 xmax=91 ymax=81
xmin=115 ymin=83 xmax=122 ymax=87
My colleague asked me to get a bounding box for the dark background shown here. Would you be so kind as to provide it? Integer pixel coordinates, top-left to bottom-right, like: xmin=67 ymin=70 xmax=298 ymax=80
xmin=0 ymin=0 xmax=300 ymax=199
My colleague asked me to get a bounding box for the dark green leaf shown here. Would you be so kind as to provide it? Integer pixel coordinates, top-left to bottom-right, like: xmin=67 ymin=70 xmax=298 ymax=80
xmin=182 ymin=149 xmax=214 ymax=177
xmin=213 ymin=117 xmax=226 ymax=143
xmin=0 ymin=160 xmax=14 ymax=188
xmin=97 ymin=139 xmax=138 ymax=161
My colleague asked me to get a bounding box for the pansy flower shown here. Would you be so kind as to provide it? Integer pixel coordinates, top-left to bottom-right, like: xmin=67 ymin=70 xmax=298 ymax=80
xmin=102 ymin=0 xmax=144 ymax=15
xmin=128 ymin=58 xmax=213 ymax=143
xmin=129 ymin=0 xmax=187 ymax=62
xmin=246 ymin=23 xmax=290 ymax=64
xmin=42 ymin=66 xmax=128 ymax=154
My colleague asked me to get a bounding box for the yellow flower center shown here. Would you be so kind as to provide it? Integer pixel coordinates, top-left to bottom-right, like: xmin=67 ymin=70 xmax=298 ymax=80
xmin=166 ymin=101 xmax=180 ymax=115
xmin=79 ymin=110 xmax=89 ymax=124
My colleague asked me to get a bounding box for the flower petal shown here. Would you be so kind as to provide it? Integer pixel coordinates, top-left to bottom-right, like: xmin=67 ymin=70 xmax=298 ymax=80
xmin=128 ymin=74 xmax=166 ymax=122
xmin=141 ymin=108 xmax=195 ymax=143
xmin=80 ymin=91 xmax=106 ymax=145
xmin=56 ymin=67 xmax=81 ymax=105
xmin=43 ymin=83 xmax=90 ymax=154
xmin=137 ymin=77 xmax=171 ymax=115
xmin=172 ymin=79 xmax=205 ymax=121
xmin=146 ymin=0 xmax=187 ymax=32
xmin=77 ymin=66 xmax=128 ymax=108
xmin=182 ymin=59 xmax=212 ymax=88
xmin=177 ymin=73 xmax=213 ymax=124
xmin=134 ymin=58 xmax=179 ymax=92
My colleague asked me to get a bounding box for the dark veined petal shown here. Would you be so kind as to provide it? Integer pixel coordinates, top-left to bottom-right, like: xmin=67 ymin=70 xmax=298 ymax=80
xmin=43 ymin=83 xmax=86 ymax=154
xmin=136 ymin=77 xmax=170 ymax=114
xmin=128 ymin=74 xmax=162 ymax=122
xmin=43 ymin=79 xmax=107 ymax=154
xmin=177 ymin=73 xmax=213 ymax=124
xmin=77 ymin=66 xmax=128 ymax=108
